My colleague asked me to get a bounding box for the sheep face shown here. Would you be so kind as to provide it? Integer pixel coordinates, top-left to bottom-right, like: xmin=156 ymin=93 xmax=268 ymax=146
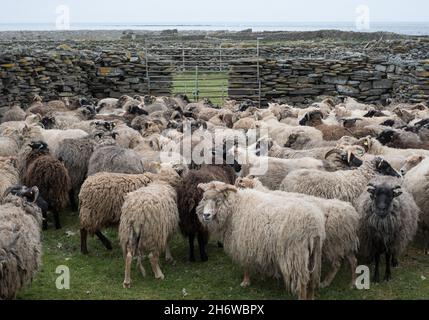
xmin=377 ymin=130 xmax=396 ymax=145
xmin=80 ymin=105 xmax=96 ymax=120
xmin=28 ymin=140 xmax=48 ymax=151
xmin=367 ymin=183 xmax=402 ymax=218
xmin=299 ymin=111 xmax=324 ymax=126
xmin=325 ymin=146 xmax=365 ymax=168
xmin=400 ymin=155 xmax=425 ymax=176
xmin=375 ymin=158 xmax=401 ymax=178
xmin=5 ymin=185 xmax=39 ymax=203
xmin=40 ymin=115 xmax=56 ymax=129
xmin=197 ymin=182 xmax=237 ymax=224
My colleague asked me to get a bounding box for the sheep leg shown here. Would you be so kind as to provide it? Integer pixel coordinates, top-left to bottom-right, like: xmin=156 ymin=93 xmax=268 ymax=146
xmin=69 ymin=189 xmax=78 ymax=211
xmin=391 ymin=255 xmax=399 ymax=268
xmin=123 ymin=249 xmax=133 ymax=289
xmin=298 ymin=282 xmax=308 ymax=300
xmin=137 ymin=255 xmax=146 ymax=278
xmin=165 ymin=245 xmax=174 ymax=263
xmin=95 ymin=230 xmax=113 ymax=250
xmin=373 ymin=253 xmax=381 ymax=283
xmin=188 ymin=233 xmax=196 ymax=262
xmin=347 ymin=254 xmax=358 ymax=289
xmin=80 ymin=228 xmax=89 ymax=255
xmin=240 ymin=270 xmax=251 ymax=287
xmin=53 ymin=210 xmax=62 ymax=229
xmin=42 ymin=210 xmax=48 ymax=231
xmin=320 ymin=259 xmax=341 ymax=289
xmin=384 ymin=252 xmax=392 ymax=281
xmin=197 ymin=231 xmax=208 ymax=262
xmin=149 ymin=252 xmax=164 ymax=280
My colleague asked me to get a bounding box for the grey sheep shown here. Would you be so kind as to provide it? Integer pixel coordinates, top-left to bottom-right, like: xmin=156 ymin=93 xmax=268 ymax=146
xmin=1 ymin=105 xmax=26 ymax=123
xmin=55 ymin=131 xmax=118 ymax=208
xmin=87 ymin=144 xmax=145 ymax=176
xmin=355 ymin=176 xmax=419 ymax=282
xmin=281 ymin=155 xmax=400 ymax=205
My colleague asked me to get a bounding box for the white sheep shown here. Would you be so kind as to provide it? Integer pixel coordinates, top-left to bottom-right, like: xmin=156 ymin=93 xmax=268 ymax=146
xmin=119 ymin=181 xmax=179 ymax=287
xmin=0 ymin=189 xmax=42 ymax=299
xmin=235 ymin=177 xmax=359 ymax=289
xmin=197 ymin=181 xmax=325 ymax=300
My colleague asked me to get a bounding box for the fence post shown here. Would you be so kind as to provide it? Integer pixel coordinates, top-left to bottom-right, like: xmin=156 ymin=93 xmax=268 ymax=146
xmin=219 ymin=43 xmax=223 ymax=72
xmin=182 ymin=47 xmax=185 ymax=72
xmin=257 ymin=37 xmax=262 ymax=108
xmin=195 ymin=65 xmax=199 ymax=102
xmin=145 ymin=47 xmax=150 ymax=95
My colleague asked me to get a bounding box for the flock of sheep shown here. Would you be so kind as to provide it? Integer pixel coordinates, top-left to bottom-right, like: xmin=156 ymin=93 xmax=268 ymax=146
xmin=1 ymin=93 xmax=429 ymax=300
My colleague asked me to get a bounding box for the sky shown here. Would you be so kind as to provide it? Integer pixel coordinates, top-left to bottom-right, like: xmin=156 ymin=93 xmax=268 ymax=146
xmin=0 ymin=0 xmax=427 ymax=24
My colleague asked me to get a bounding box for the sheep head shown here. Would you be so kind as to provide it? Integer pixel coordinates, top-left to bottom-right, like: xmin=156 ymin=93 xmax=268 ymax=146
xmin=325 ymin=146 xmax=364 ymax=168
xmin=400 ymin=155 xmax=425 ymax=176
xmin=374 ymin=158 xmax=401 ymax=178
xmin=197 ymin=182 xmax=237 ymax=223
xmin=377 ymin=129 xmax=396 ymax=145
xmin=367 ymin=183 xmax=402 ymax=218
xmin=3 ymin=185 xmax=39 ymax=203
xmin=299 ymin=110 xmax=324 ymax=126
xmin=28 ymin=140 xmax=48 ymax=151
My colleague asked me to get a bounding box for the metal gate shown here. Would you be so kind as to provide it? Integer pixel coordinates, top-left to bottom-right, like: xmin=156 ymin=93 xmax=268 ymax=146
xmin=144 ymin=40 xmax=262 ymax=106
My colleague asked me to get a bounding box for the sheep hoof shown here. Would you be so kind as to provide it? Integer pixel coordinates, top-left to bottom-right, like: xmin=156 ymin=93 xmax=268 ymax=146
xmin=155 ymin=274 xmax=165 ymax=280
xmin=240 ymin=281 xmax=250 ymax=288
xmin=320 ymin=281 xmax=330 ymax=289
xmin=123 ymin=281 xmax=131 ymax=289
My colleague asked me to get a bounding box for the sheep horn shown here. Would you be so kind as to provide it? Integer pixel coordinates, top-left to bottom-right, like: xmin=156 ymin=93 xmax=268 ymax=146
xmin=325 ymin=148 xmax=342 ymax=159
xmin=3 ymin=186 xmax=15 ymax=198
xmin=347 ymin=150 xmax=353 ymax=164
xmin=31 ymin=187 xmax=39 ymax=203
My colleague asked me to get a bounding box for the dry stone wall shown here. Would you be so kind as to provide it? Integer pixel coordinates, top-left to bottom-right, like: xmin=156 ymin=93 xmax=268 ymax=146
xmin=0 ymin=47 xmax=172 ymax=108
xmin=229 ymin=55 xmax=429 ymax=105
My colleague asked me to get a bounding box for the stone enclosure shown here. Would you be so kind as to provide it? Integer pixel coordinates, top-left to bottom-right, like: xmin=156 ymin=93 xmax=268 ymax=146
xmin=0 ymin=35 xmax=428 ymax=113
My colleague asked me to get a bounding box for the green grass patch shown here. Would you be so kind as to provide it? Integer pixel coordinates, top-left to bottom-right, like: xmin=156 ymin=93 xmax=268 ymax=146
xmin=17 ymin=211 xmax=429 ymax=300
xmin=173 ymin=71 xmax=228 ymax=106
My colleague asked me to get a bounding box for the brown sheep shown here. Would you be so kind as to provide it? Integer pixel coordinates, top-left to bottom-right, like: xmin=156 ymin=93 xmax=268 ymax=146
xmin=22 ymin=141 xmax=71 ymax=229
xmin=176 ymin=164 xmax=236 ymax=262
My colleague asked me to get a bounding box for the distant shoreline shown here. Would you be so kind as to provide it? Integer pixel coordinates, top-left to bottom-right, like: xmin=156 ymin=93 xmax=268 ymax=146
xmin=0 ymin=21 xmax=429 ymax=35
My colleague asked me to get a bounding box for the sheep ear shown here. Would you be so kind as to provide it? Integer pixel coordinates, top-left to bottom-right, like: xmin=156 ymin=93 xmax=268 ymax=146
xmin=393 ymin=186 xmax=402 ymax=198
xmin=197 ymin=183 xmax=210 ymax=192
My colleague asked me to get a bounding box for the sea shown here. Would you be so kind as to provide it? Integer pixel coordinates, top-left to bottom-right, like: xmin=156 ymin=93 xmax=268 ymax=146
xmin=0 ymin=22 xmax=428 ymax=36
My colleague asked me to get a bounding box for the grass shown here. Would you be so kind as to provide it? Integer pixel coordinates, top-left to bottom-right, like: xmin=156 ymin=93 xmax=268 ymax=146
xmin=173 ymin=71 xmax=229 ymax=106
xmin=17 ymin=210 xmax=429 ymax=300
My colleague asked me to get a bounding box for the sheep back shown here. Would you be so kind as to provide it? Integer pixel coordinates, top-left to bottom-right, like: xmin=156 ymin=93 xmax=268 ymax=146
xmin=79 ymin=172 xmax=153 ymax=233
xmin=87 ymin=145 xmax=145 ymax=176
xmin=22 ymin=155 xmax=71 ymax=212
xmin=119 ymin=181 xmax=179 ymax=256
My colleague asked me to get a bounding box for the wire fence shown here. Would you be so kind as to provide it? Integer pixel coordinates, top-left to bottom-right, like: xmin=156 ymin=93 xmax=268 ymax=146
xmin=145 ymin=40 xmax=262 ymax=105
